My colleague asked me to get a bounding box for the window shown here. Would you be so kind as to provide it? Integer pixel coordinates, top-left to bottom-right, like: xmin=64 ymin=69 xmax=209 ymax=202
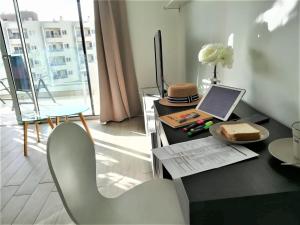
xmin=78 ymin=43 xmax=83 ymax=50
xmin=25 ymin=44 xmax=37 ymax=52
xmin=48 ymin=43 xmax=63 ymax=51
xmin=85 ymin=28 xmax=91 ymax=36
xmin=13 ymin=46 xmax=23 ymax=54
xmin=29 ymin=58 xmax=34 ymax=68
xmin=8 ymin=29 xmax=20 ymax=39
xmin=87 ymin=54 xmax=94 ymax=63
xmin=53 ymin=69 xmax=68 ymax=79
xmin=32 ymin=73 xmax=41 ymax=79
xmin=29 ymin=59 xmax=40 ymax=67
xmin=2 ymin=0 xmax=100 ymax=117
xmin=23 ymin=29 xmax=28 ymax=38
xmin=86 ymin=41 xmax=93 ymax=49
xmin=31 ymin=72 xmax=36 ymax=79
xmin=79 ymin=54 xmax=85 ymax=64
xmin=45 ymin=28 xmax=62 ymax=38
xmin=81 ymin=71 xmax=87 ymax=77
xmin=50 ymin=56 xmax=66 ymax=66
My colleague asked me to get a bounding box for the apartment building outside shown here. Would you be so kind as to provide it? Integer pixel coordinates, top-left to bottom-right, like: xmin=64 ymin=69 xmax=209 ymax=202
xmin=0 ymin=15 xmax=97 ymax=94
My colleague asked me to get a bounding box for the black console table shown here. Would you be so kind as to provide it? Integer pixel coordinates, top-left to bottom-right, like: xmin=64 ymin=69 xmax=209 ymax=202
xmin=153 ymin=100 xmax=300 ymax=225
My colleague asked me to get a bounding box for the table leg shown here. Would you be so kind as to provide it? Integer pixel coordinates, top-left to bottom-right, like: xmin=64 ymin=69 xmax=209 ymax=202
xmin=79 ymin=113 xmax=93 ymax=143
xmin=55 ymin=116 xmax=60 ymax=125
xmin=35 ymin=122 xmax=40 ymax=143
xmin=23 ymin=122 xmax=28 ymax=157
xmin=47 ymin=117 xmax=55 ymax=129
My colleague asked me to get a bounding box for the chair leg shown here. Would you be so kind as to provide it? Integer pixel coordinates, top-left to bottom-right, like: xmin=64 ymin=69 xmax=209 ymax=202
xmin=79 ymin=113 xmax=93 ymax=143
xmin=55 ymin=116 xmax=60 ymax=125
xmin=23 ymin=122 xmax=28 ymax=157
xmin=0 ymin=97 xmax=5 ymax=104
xmin=39 ymin=79 xmax=56 ymax=103
xmin=0 ymin=80 xmax=11 ymax=95
xmin=47 ymin=117 xmax=55 ymax=129
xmin=35 ymin=122 xmax=40 ymax=143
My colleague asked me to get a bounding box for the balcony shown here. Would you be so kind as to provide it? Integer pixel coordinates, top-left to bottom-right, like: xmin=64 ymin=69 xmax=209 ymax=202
xmin=46 ymin=34 xmax=62 ymax=38
xmin=50 ymin=62 xmax=66 ymax=66
xmin=13 ymin=49 xmax=23 ymax=54
xmin=45 ymin=29 xmax=62 ymax=39
xmin=86 ymin=42 xmax=93 ymax=50
xmin=48 ymin=48 xmax=64 ymax=52
xmin=9 ymin=34 xmax=20 ymax=39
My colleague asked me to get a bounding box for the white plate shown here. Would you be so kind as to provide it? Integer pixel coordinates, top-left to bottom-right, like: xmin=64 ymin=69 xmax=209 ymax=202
xmin=209 ymin=121 xmax=269 ymax=144
xmin=268 ymin=138 xmax=300 ymax=167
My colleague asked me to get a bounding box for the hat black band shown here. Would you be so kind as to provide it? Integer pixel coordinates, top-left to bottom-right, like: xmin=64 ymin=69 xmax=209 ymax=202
xmin=167 ymin=94 xmax=199 ymax=103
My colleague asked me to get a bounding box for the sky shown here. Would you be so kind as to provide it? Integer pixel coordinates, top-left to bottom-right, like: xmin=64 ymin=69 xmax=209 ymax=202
xmin=0 ymin=0 xmax=94 ymax=21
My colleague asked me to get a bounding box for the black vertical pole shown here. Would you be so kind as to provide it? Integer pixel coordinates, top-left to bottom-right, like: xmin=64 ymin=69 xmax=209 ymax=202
xmin=77 ymin=0 xmax=95 ymax=115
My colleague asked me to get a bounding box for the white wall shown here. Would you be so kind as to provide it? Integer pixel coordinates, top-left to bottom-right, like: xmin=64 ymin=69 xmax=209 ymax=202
xmin=126 ymin=0 xmax=184 ymax=89
xmin=180 ymin=0 xmax=300 ymax=126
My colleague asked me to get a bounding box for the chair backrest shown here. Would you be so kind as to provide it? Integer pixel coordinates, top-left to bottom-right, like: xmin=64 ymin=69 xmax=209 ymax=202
xmin=10 ymin=55 xmax=31 ymax=91
xmin=47 ymin=122 xmax=104 ymax=223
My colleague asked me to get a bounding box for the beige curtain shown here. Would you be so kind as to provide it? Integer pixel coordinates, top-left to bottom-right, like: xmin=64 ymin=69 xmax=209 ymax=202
xmin=94 ymin=0 xmax=141 ymax=122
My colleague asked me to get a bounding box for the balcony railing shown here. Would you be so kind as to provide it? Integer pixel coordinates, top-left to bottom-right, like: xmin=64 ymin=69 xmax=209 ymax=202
xmin=9 ymin=34 xmax=20 ymax=39
xmin=14 ymin=50 xmax=23 ymax=54
xmin=48 ymin=48 xmax=64 ymax=52
xmin=50 ymin=62 xmax=66 ymax=66
xmin=46 ymin=34 xmax=62 ymax=38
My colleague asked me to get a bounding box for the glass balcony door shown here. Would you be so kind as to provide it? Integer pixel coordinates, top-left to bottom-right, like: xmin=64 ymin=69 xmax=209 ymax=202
xmin=0 ymin=0 xmax=36 ymax=125
xmin=0 ymin=0 xmax=98 ymax=123
xmin=0 ymin=34 xmax=21 ymax=125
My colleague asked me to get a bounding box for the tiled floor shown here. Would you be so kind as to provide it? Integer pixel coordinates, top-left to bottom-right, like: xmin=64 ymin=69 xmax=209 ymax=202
xmin=1 ymin=116 xmax=153 ymax=224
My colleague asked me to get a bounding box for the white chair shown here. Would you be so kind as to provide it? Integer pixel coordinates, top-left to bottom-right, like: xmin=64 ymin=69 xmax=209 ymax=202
xmin=47 ymin=122 xmax=186 ymax=224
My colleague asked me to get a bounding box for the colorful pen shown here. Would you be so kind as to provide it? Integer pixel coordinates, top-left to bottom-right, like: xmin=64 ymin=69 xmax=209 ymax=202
xmin=182 ymin=119 xmax=205 ymax=132
xmin=177 ymin=113 xmax=200 ymax=123
xmin=187 ymin=121 xmax=214 ymax=137
xmin=190 ymin=121 xmax=214 ymax=132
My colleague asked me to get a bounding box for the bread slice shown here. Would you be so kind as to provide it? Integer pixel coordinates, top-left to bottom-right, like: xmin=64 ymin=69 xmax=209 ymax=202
xmin=220 ymin=123 xmax=260 ymax=141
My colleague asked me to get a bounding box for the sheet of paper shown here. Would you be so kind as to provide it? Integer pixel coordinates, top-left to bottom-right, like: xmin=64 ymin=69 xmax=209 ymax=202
xmin=152 ymin=136 xmax=259 ymax=179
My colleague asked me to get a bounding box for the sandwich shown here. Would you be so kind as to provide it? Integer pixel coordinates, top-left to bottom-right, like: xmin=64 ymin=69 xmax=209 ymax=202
xmin=220 ymin=123 xmax=261 ymax=141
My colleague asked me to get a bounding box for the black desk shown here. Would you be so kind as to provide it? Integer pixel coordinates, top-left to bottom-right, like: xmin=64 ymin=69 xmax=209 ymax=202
xmin=153 ymin=101 xmax=300 ymax=225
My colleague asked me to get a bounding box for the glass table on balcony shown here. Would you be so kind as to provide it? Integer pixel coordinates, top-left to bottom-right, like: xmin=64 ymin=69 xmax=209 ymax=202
xmin=22 ymin=105 xmax=92 ymax=157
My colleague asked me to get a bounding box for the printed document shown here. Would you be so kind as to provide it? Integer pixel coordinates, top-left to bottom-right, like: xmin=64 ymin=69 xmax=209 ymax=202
xmin=152 ymin=136 xmax=259 ymax=179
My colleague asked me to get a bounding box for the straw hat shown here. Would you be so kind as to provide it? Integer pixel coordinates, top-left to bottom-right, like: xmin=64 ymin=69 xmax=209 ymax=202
xmin=159 ymin=83 xmax=201 ymax=107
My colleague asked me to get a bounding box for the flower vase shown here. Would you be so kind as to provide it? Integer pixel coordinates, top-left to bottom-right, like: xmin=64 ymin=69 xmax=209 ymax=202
xmin=210 ymin=64 xmax=220 ymax=85
xmin=197 ymin=64 xmax=221 ymax=95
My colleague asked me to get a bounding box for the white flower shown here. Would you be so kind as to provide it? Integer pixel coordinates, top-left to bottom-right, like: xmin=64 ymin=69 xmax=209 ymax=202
xmin=198 ymin=43 xmax=234 ymax=68
xmin=198 ymin=44 xmax=220 ymax=64
xmin=218 ymin=46 xmax=234 ymax=68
